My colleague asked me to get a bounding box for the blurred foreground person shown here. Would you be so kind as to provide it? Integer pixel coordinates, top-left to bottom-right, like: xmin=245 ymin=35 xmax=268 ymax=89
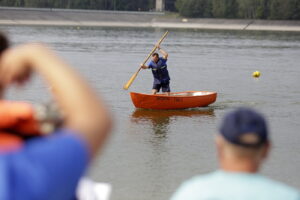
xmin=171 ymin=107 xmax=300 ymax=200
xmin=0 ymin=32 xmax=112 ymax=200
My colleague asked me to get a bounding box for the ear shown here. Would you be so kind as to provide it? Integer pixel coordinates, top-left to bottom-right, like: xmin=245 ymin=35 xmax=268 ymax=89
xmin=261 ymin=141 xmax=271 ymax=159
xmin=215 ymin=135 xmax=223 ymax=159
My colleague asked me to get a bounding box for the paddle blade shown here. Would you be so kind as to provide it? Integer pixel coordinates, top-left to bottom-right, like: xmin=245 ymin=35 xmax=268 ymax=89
xmin=123 ymin=72 xmax=138 ymax=90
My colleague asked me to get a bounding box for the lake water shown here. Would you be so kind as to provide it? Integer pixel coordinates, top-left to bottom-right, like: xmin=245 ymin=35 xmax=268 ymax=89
xmin=1 ymin=25 xmax=300 ymax=200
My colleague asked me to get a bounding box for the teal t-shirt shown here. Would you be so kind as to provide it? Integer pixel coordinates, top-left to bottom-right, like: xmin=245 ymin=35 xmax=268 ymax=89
xmin=171 ymin=170 xmax=300 ymax=200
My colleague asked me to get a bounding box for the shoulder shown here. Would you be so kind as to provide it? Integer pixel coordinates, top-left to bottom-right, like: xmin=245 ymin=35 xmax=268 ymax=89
xmin=29 ymin=129 xmax=90 ymax=163
xmin=26 ymin=129 xmax=88 ymax=154
xmin=256 ymin=176 xmax=300 ymax=199
xmin=171 ymin=172 xmax=218 ymax=200
xmin=172 ymin=172 xmax=300 ymax=200
xmin=5 ymin=128 xmax=89 ymax=171
xmin=160 ymin=57 xmax=167 ymax=62
xmin=182 ymin=172 xmax=220 ymax=189
xmin=148 ymin=61 xmax=154 ymax=68
xmin=0 ymin=129 xmax=89 ymax=199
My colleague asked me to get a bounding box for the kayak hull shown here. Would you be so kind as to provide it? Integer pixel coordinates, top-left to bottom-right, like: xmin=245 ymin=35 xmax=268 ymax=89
xmin=130 ymin=91 xmax=217 ymax=110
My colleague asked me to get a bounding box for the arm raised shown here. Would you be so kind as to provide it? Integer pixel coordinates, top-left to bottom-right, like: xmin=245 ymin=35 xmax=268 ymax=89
xmin=156 ymin=44 xmax=168 ymax=59
xmin=0 ymin=43 xmax=112 ymax=159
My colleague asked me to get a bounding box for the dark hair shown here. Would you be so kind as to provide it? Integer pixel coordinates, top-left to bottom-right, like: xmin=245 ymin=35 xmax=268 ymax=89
xmin=152 ymin=53 xmax=159 ymax=58
xmin=0 ymin=32 xmax=9 ymax=55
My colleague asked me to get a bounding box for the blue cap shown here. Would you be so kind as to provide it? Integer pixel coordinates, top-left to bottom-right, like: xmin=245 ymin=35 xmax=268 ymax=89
xmin=219 ymin=107 xmax=268 ymax=147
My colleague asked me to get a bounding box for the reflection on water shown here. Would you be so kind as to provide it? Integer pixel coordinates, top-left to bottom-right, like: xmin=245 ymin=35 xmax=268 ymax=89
xmin=131 ymin=108 xmax=215 ymax=138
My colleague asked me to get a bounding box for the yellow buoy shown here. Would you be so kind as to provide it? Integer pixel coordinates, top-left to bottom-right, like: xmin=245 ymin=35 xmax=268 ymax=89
xmin=252 ymin=71 xmax=261 ymax=78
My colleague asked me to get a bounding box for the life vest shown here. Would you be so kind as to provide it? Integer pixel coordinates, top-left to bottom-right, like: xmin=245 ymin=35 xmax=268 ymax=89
xmin=0 ymin=101 xmax=62 ymax=152
xmin=0 ymin=101 xmax=40 ymax=152
xmin=0 ymin=101 xmax=41 ymax=137
xmin=150 ymin=58 xmax=170 ymax=84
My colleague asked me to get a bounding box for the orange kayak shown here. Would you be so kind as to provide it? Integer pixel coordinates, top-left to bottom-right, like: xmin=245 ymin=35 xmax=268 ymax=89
xmin=130 ymin=91 xmax=217 ymax=110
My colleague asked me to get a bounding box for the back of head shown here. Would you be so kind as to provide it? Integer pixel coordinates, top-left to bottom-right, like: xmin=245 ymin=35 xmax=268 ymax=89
xmin=218 ymin=107 xmax=269 ymax=160
xmin=220 ymin=107 xmax=268 ymax=147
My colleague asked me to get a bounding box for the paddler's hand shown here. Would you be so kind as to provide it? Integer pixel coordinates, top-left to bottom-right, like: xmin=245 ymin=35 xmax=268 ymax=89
xmin=140 ymin=64 xmax=148 ymax=69
xmin=155 ymin=44 xmax=161 ymax=50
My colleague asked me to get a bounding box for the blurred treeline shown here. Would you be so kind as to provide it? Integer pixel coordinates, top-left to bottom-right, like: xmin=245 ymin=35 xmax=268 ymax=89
xmin=0 ymin=0 xmax=159 ymax=11
xmin=175 ymin=0 xmax=300 ymax=19
xmin=0 ymin=0 xmax=299 ymax=20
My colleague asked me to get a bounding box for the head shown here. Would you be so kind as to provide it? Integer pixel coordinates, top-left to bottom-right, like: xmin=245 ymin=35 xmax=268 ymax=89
xmin=0 ymin=32 xmax=9 ymax=97
xmin=216 ymin=107 xmax=270 ymax=172
xmin=151 ymin=53 xmax=159 ymax=63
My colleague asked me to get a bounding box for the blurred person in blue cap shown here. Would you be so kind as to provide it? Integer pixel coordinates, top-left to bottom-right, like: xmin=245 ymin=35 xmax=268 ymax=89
xmin=0 ymin=32 xmax=112 ymax=200
xmin=171 ymin=107 xmax=300 ymax=200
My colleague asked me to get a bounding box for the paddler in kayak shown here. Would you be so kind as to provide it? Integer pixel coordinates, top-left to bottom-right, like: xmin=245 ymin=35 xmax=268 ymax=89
xmin=140 ymin=44 xmax=170 ymax=95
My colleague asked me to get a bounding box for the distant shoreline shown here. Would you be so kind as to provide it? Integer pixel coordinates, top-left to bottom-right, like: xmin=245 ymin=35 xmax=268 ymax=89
xmin=1 ymin=7 xmax=300 ymax=32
